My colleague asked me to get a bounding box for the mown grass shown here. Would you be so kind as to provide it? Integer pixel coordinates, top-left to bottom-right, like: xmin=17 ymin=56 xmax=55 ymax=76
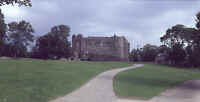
xmin=114 ymin=63 xmax=200 ymax=100
xmin=0 ymin=59 xmax=133 ymax=102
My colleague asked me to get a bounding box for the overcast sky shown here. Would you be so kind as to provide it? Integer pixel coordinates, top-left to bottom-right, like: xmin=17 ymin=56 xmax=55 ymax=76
xmin=1 ymin=0 xmax=200 ymax=49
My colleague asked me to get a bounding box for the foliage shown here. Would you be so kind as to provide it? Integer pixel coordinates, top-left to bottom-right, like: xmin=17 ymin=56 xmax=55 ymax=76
xmin=129 ymin=49 xmax=141 ymax=62
xmin=0 ymin=9 xmax=6 ymax=41
xmin=196 ymin=12 xmax=200 ymax=30
xmin=160 ymin=12 xmax=200 ymax=68
xmin=6 ymin=20 xmax=34 ymax=57
xmin=168 ymin=43 xmax=186 ymax=66
xmin=140 ymin=44 xmax=158 ymax=62
xmin=0 ymin=0 xmax=32 ymax=6
xmin=0 ymin=9 xmax=7 ymax=56
xmin=130 ymin=44 xmax=158 ymax=62
xmin=160 ymin=24 xmax=197 ymax=47
xmin=185 ymin=45 xmax=200 ymax=67
xmin=157 ymin=45 xmax=170 ymax=54
xmin=33 ymin=25 xmax=72 ymax=59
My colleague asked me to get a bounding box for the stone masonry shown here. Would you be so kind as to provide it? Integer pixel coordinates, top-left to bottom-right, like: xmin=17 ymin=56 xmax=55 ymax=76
xmin=72 ymin=34 xmax=130 ymax=61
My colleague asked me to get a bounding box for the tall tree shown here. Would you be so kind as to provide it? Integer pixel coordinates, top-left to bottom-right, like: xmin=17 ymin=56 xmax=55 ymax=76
xmin=0 ymin=9 xmax=6 ymax=41
xmin=161 ymin=24 xmax=187 ymax=47
xmin=0 ymin=0 xmax=31 ymax=6
xmin=35 ymin=25 xmax=71 ymax=59
xmin=7 ymin=20 xmax=34 ymax=57
xmin=0 ymin=9 xmax=7 ymax=56
xmin=160 ymin=25 xmax=189 ymax=65
xmin=169 ymin=43 xmax=186 ymax=66
xmin=160 ymin=23 xmax=200 ymax=66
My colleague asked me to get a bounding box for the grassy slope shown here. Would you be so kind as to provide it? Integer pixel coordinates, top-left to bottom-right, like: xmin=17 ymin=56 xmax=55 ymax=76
xmin=0 ymin=59 xmax=132 ymax=102
xmin=114 ymin=63 xmax=200 ymax=100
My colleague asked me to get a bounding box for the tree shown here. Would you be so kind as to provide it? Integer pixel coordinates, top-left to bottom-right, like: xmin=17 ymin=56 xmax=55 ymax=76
xmin=158 ymin=45 xmax=170 ymax=54
xmin=159 ymin=11 xmax=200 ymax=68
xmin=34 ymin=25 xmax=71 ymax=59
xmin=140 ymin=44 xmax=158 ymax=62
xmin=129 ymin=48 xmax=141 ymax=62
xmin=0 ymin=9 xmax=6 ymax=41
xmin=161 ymin=24 xmax=187 ymax=47
xmin=161 ymin=24 xmax=200 ymax=47
xmin=129 ymin=44 xmax=159 ymax=62
xmin=0 ymin=0 xmax=31 ymax=6
xmin=160 ymin=25 xmax=191 ymax=66
xmin=183 ymin=12 xmax=200 ymax=67
xmin=196 ymin=12 xmax=200 ymax=30
xmin=160 ymin=23 xmax=200 ymax=67
xmin=169 ymin=43 xmax=186 ymax=66
xmin=0 ymin=9 xmax=7 ymax=56
xmin=7 ymin=20 xmax=34 ymax=57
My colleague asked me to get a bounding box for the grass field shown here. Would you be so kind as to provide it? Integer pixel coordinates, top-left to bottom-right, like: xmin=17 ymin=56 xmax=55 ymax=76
xmin=114 ymin=63 xmax=200 ymax=100
xmin=0 ymin=59 xmax=132 ymax=102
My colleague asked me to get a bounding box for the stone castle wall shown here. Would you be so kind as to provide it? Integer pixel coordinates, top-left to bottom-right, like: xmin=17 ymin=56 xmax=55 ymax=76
xmin=72 ymin=34 xmax=130 ymax=61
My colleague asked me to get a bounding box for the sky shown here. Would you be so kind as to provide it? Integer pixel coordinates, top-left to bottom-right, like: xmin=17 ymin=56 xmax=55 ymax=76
xmin=1 ymin=0 xmax=200 ymax=49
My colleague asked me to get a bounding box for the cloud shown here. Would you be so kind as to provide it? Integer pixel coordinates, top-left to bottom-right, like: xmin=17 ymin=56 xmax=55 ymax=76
xmin=1 ymin=0 xmax=200 ymax=49
xmin=1 ymin=5 xmax=27 ymax=21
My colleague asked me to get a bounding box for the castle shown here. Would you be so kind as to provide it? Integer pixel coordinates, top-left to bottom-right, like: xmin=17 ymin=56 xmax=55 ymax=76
xmin=72 ymin=34 xmax=130 ymax=61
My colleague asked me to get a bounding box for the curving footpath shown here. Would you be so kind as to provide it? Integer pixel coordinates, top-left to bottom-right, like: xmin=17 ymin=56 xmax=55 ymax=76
xmin=118 ymin=79 xmax=200 ymax=102
xmin=49 ymin=64 xmax=144 ymax=102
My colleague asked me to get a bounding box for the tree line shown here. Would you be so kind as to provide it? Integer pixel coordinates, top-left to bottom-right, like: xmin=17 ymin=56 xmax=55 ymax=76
xmin=0 ymin=9 xmax=72 ymax=59
xmin=130 ymin=12 xmax=200 ymax=68
xmin=1 ymin=0 xmax=200 ymax=67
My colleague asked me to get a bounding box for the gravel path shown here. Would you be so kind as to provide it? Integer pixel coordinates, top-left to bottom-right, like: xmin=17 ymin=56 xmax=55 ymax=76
xmin=150 ymin=80 xmax=200 ymax=102
xmin=49 ymin=64 xmax=144 ymax=102
xmin=118 ymin=80 xmax=200 ymax=102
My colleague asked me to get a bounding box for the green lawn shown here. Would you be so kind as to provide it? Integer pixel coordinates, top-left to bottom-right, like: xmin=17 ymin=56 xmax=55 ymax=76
xmin=0 ymin=59 xmax=132 ymax=102
xmin=114 ymin=63 xmax=200 ymax=100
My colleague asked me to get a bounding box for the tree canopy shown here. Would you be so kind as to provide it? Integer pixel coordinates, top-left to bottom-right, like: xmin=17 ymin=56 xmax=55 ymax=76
xmin=33 ymin=25 xmax=72 ymax=59
xmin=0 ymin=9 xmax=7 ymax=56
xmin=0 ymin=0 xmax=32 ymax=6
xmin=130 ymin=44 xmax=158 ymax=62
xmin=196 ymin=12 xmax=200 ymax=30
xmin=160 ymin=12 xmax=200 ymax=67
xmin=0 ymin=9 xmax=6 ymax=42
xmin=6 ymin=20 xmax=34 ymax=57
